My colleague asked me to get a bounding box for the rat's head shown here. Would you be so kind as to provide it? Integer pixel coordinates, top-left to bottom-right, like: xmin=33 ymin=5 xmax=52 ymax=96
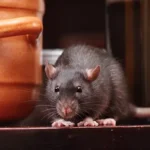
xmin=45 ymin=62 xmax=100 ymax=120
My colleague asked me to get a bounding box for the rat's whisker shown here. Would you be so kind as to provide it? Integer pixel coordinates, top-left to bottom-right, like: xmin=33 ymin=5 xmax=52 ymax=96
xmin=47 ymin=113 xmax=56 ymax=120
xmin=41 ymin=108 xmax=56 ymax=113
xmin=41 ymin=112 xmax=55 ymax=120
xmin=75 ymin=112 xmax=82 ymax=118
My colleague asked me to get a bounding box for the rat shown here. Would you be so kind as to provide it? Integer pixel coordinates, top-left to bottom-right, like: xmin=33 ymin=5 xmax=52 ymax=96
xmin=42 ymin=44 xmax=150 ymax=127
xmin=17 ymin=44 xmax=150 ymax=127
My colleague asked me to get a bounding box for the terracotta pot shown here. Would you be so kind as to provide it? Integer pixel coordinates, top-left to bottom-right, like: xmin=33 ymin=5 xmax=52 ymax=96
xmin=0 ymin=0 xmax=44 ymax=121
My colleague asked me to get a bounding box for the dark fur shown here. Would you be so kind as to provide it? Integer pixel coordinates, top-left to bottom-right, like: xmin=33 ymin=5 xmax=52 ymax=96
xmin=18 ymin=45 xmax=133 ymax=126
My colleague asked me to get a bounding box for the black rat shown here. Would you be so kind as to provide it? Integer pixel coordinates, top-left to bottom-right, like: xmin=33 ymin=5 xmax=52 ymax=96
xmin=18 ymin=44 xmax=150 ymax=127
xmin=42 ymin=44 xmax=150 ymax=127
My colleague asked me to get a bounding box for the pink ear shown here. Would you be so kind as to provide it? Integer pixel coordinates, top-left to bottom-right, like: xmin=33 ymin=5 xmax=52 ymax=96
xmin=86 ymin=66 xmax=100 ymax=81
xmin=45 ymin=60 xmax=57 ymax=79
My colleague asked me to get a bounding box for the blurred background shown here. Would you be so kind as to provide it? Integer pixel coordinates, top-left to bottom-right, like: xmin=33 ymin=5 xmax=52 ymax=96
xmin=42 ymin=0 xmax=149 ymax=110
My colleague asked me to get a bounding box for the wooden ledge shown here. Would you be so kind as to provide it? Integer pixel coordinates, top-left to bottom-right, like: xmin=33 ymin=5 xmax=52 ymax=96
xmin=0 ymin=125 xmax=150 ymax=150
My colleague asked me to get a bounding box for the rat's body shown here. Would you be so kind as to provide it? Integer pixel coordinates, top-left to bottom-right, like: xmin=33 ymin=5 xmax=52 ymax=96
xmin=18 ymin=45 xmax=150 ymax=127
xmin=43 ymin=45 xmax=134 ymax=127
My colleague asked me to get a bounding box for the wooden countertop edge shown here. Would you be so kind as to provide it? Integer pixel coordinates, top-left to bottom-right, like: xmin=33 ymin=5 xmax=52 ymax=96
xmin=1 ymin=125 xmax=150 ymax=130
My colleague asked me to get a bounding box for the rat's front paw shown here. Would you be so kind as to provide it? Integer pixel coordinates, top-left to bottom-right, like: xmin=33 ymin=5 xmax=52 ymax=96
xmin=77 ymin=117 xmax=98 ymax=127
xmin=52 ymin=119 xmax=75 ymax=127
xmin=96 ymin=118 xmax=116 ymax=126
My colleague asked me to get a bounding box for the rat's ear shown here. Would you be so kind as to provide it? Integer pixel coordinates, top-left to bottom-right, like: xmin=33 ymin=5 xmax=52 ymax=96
xmin=85 ymin=65 xmax=100 ymax=81
xmin=45 ymin=60 xmax=57 ymax=79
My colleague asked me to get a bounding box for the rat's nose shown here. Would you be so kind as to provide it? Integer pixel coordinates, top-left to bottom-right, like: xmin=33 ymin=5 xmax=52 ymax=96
xmin=63 ymin=107 xmax=72 ymax=116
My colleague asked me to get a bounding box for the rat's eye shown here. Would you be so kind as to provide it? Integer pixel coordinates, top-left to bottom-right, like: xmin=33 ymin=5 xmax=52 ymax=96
xmin=55 ymin=86 xmax=60 ymax=92
xmin=76 ymin=86 xmax=82 ymax=93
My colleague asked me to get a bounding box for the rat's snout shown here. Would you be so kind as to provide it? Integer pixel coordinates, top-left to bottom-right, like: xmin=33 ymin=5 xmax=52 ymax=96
xmin=63 ymin=107 xmax=72 ymax=116
xmin=56 ymin=99 xmax=79 ymax=119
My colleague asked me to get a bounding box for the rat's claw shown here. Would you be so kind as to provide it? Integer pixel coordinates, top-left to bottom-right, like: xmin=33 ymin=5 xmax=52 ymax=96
xmin=77 ymin=117 xmax=98 ymax=127
xmin=96 ymin=118 xmax=116 ymax=126
xmin=52 ymin=119 xmax=75 ymax=127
